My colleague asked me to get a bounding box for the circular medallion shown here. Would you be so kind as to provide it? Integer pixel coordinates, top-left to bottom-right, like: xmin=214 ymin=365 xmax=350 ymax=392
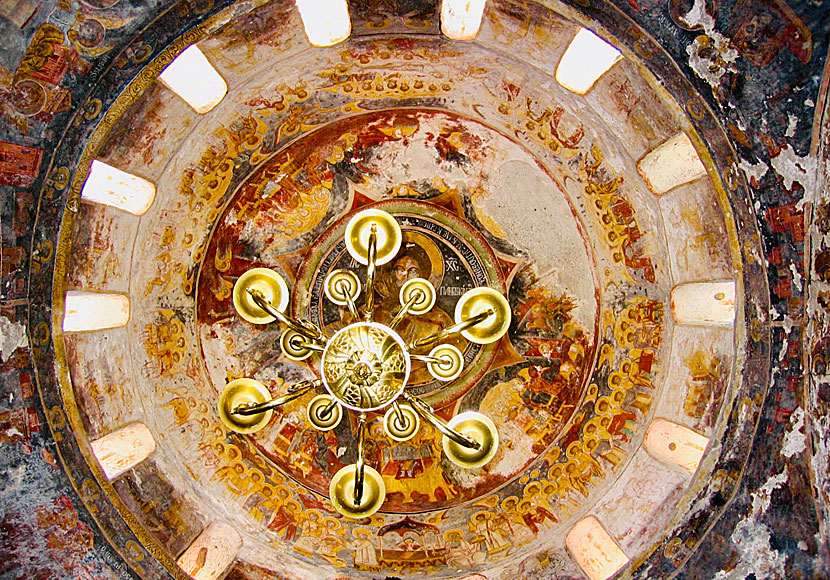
xmin=298 ymin=200 xmax=506 ymax=406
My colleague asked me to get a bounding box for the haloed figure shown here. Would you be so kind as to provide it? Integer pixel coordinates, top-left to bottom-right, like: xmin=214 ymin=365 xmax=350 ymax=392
xmin=374 ymin=243 xmax=462 ymax=384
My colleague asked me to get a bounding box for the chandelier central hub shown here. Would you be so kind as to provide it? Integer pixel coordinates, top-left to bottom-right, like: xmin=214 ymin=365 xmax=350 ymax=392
xmin=322 ymin=322 xmax=410 ymax=412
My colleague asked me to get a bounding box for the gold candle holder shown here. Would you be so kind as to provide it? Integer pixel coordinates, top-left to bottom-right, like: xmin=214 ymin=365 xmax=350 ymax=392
xmin=454 ymin=287 xmax=511 ymax=344
xmin=217 ymin=378 xmax=274 ymax=434
xmin=426 ymin=344 xmax=464 ymax=382
xmin=383 ymin=402 xmax=420 ymax=441
xmin=306 ymin=394 xmax=343 ymax=431
xmin=232 ymin=268 xmax=289 ymax=324
xmin=442 ymin=411 xmax=499 ymax=468
xmin=280 ymin=329 xmax=318 ymax=361
xmin=344 ymin=208 xmax=402 ymax=266
xmin=329 ymin=464 xmax=386 ymax=519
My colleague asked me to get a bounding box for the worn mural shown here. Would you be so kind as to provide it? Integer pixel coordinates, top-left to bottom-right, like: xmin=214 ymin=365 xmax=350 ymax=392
xmin=1 ymin=0 xmax=828 ymax=579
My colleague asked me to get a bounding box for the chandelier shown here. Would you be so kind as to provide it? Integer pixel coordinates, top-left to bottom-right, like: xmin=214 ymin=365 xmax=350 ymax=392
xmin=216 ymin=208 xmax=511 ymax=519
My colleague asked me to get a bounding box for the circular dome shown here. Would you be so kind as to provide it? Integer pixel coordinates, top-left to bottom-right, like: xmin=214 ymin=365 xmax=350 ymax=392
xmin=40 ymin=1 xmax=769 ymax=579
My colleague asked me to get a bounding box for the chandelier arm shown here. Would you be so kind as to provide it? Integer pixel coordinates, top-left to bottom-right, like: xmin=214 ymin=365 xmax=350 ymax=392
xmin=402 ymin=392 xmax=481 ymax=450
xmin=231 ymin=380 xmax=319 ymax=416
xmin=291 ymin=337 xmax=325 ymax=352
xmin=336 ymin=280 xmax=360 ymax=320
xmin=363 ymin=225 xmax=378 ymax=320
xmin=391 ymin=401 xmax=408 ymax=428
xmin=409 ymin=353 xmax=446 ymax=365
xmin=408 ymin=308 xmax=494 ymax=349
xmin=389 ymin=290 xmax=423 ymax=330
xmin=354 ymin=413 xmax=367 ymax=506
xmin=317 ymin=396 xmax=340 ymax=420
xmin=247 ymin=288 xmax=325 ymax=343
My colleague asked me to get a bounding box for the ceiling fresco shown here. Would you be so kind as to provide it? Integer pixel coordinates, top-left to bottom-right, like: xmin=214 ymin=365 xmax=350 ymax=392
xmin=58 ymin=3 xmax=738 ymax=576
xmin=1 ymin=0 xmax=829 ymax=580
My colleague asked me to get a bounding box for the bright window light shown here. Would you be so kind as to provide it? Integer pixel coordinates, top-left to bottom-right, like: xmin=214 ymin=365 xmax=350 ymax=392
xmin=638 ymin=132 xmax=708 ymax=194
xmin=566 ymin=516 xmax=630 ymax=580
xmin=295 ymin=0 xmax=351 ymax=47
xmin=90 ymin=423 xmax=156 ymax=480
xmin=441 ymin=0 xmax=486 ymax=40
xmin=177 ymin=522 xmax=242 ymax=580
xmin=556 ymin=28 xmax=622 ymax=94
xmin=158 ymin=45 xmax=228 ymax=114
xmin=81 ymin=160 xmax=156 ymax=215
xmin=644 ymin=418 xmax=709 ymax=475
xmin=63 ymin=291 xmax=130 ymax=332
xmin=670 ymin=280 xmax=735 ymax=327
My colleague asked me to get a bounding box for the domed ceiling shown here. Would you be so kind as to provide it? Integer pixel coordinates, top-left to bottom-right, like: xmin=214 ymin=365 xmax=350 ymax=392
xmin=5 ymin=0 xmax=829 ymax=580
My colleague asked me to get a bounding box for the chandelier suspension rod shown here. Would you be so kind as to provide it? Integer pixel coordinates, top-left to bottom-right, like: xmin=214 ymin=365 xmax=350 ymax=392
xmin=247 ymin=288 xmax=326 ymax=343
xmin=231 ymin=379 xmax=320 ymax=416
xmin=287 ymin=335 xmax=325 ymax=353
xmin=362 ymin=225 xmax=378 ymax=320
xmin=335 ymin=280 xmax=360 ymax=320
xmin=390 ymin=401 xmax=408 ymax=428
xmin=354 ymin=413 xmax=367 ymax=505
xmin=409 ymin=352 xmax=450 ymax=365
xmin=408 ymin=308 xmax=494 ymax=349
xmin=390 ymin=289 xmax=425 ymax=330
xmin=402 ymin=392 xmax=480 ymax=450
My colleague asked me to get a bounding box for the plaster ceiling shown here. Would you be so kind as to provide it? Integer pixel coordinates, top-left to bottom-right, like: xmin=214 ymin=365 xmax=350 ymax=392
xmin=43 ymin=1 xmax=764 ymax=579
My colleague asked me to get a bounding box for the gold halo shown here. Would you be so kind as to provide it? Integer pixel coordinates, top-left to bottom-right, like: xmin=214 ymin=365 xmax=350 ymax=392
xmin=233 ymin=268 xmax=289 ymax=325
xmin=306 ymin=394 xmax=342 ymax=431
xmin=344 ymin=208 xmax=402 ymax=266
xmin=442 ymin=411 xmax=499 ymax=468
xmin=426 ymin=344 xmax=463 ymax=382
xmin=329 ymin=464 xmax=386 ymax=519
xmin=454 ymin=287 xmax=511 ymax=344
xmin=217 ymin=378 xmax=273 ymax=434
xmin=399 ymin=278 xmax=436 ymax=315
xmin=383 ymin=404 xmax=420 ymax=442
xmin=324 ymin=269 xmax=361 ymax=306
xmin=280 ymin=329 xmax=314 ymax=361
xmin=400 ymin=230 xmax=445 ymax=290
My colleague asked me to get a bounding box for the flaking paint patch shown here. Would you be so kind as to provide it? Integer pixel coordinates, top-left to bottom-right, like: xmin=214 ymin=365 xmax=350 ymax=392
xmin=713 ymin=471 xmax=789 ymax=580
xmin=678 ymin=0 xmax=715 ymax=30
xmin=0 ymin=315 xmax=27 ymax=362
xmin=681 ymin=0 xmax=739 ymax=94
xmin=770 ymin=145 xmax=816 ymax=192
xmin=738 ymin=158 xmax=769 ymax=186
xmin=786 ymin=114 xmax=798 ymax=138
xmin=789 ymin=263 xmax=803 ymax=291
xmin=782 ymin=315 xmax=795 ymax=335
xmin=782 ymin=407 xmax=806 ymax=459
xmin=686 ymin=33 xmax=739 ymax=90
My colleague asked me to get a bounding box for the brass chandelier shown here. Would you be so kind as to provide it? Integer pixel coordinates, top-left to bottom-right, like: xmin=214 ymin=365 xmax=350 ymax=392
xmin=217 ymin=208 xmax=511 ymax=519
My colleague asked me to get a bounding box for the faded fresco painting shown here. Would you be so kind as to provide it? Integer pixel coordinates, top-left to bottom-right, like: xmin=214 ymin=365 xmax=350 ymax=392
xmin=16 ymin=0 xmax=830 ymax=577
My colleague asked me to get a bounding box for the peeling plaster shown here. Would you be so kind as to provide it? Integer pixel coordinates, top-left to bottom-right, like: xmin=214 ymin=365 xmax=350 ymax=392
xmin=786 ymin=114 xmax=799 ymax=138
xmin=714 ymin=471 xmax=789 ymax=580
xmin=782 ymin=407 xmax=807 ymax=459
xmin=771 ymin=145 xmax=817 ymax=192
xmin=681 ymin=0 xmax=740 ymax=96
xmin=678 ymin=0 xmax=715 ymax=30
xmin=686 ymin=33 xmax=739 ymax=91
xmin=0 ymin=315 xmax=27 ymax=362
xmin=790 ymin=263 xmax=803 ymax=291
xmin=782 ymin=315 xmax=796 ymax=335
xmin=739 ymin=158 xmax=769 ymax=186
